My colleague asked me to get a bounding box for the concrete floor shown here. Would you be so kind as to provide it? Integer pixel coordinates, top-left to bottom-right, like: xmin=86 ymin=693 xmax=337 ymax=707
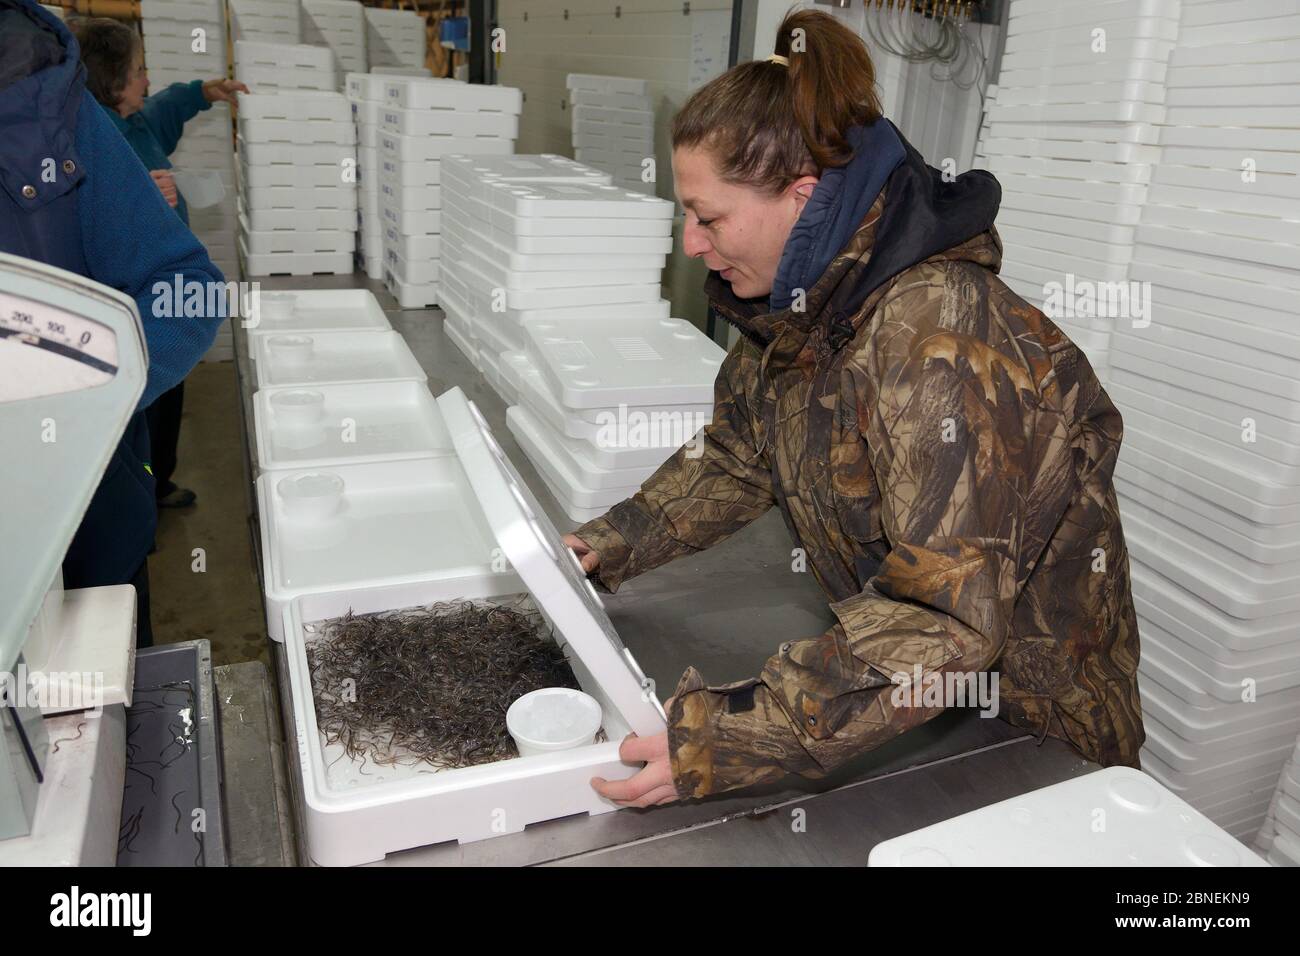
xmin=150 ymin=360 xmax=269 ymax=668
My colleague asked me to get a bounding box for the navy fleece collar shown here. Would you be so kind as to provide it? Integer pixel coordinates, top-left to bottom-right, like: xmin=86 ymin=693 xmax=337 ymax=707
xmin=769 ymin=119 xmax=906 ymax=312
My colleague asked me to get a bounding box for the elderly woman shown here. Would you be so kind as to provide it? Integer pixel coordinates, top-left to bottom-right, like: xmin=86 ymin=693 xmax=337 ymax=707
xmin=70 ymin=16 xmax=246 ymax=510
xmin=568 ymin=9 xmax=1144 ymax=807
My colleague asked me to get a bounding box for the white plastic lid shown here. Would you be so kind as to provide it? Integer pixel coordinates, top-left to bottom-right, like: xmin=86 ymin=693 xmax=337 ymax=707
xmin=436 ymin=386 xmax=667 ymax=736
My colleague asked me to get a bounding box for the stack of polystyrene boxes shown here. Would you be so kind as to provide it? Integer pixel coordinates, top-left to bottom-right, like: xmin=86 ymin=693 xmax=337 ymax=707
xmin=345 ymin=73 xmax=387 ymax=280
xmin=974 ymin=0 xmax=1180 ymax=382
xmin=1103 ymin=0 xmax=1300 ymax=848
xmin=1256 ymin=735 xmax=1300 ymax=866
xmin=364 ymin=6 xmax=426 ymax=71
xmin=233 ymin=38 xmax=338 ymax=92
xmin=438 ymin=155 xmax=720 ymax=521
xmin=141 ymin=0 xmax=238 ymax=359
xmin=301 ymin=0 xmax=367 ymax=76
xmin=233 ymin=40 xmax=355 ymax=276
xmin=228 ymin=0 xmax=300 ymax=43
xmin=567 ymin=74 xmax=655 ymax=195
xmin=377 ymin=78 xmax=521 ymax=308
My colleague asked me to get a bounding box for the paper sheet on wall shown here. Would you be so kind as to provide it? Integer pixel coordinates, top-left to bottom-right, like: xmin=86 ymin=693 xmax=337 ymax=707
xmin=689 ymin=9 xmax=731 ymax=91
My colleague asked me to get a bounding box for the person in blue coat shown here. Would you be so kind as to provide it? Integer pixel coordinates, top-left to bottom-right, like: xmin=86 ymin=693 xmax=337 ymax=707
xmin=0 ymin=0 xmax=227 ymax=646
xmin=71 ymin=15 xmax=247 ymax=509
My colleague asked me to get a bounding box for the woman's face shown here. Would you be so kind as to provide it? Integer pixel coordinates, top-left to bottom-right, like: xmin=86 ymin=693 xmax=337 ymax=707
xmin=673 ymin=145 xmax=819 ymax=300
xmin=117 ymin=46 xmax=148 ymax=116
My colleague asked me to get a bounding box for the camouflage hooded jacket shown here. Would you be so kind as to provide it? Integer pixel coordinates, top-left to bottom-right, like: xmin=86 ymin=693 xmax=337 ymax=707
xmin=574 ymin=124 xmax=1145 ymax=799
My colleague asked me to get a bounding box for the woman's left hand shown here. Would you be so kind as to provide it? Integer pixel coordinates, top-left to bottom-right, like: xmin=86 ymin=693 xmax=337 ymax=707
xmin=202 ymin=78 xmax=250 ymax=104
xmin=591 ymin=730 xmax=680 ymax=807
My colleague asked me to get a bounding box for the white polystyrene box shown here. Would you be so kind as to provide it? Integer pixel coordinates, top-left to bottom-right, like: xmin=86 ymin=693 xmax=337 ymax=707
xmin=238 ymin=238 xmax=353 ymax=278
xmin=254 ymin=381 xmax=453 ymax=471
xmin=234 ymin=40 xmax=336 ymax=71
xmin=868 ymin=767 xmax=1270 ymax=866
xmin=384 ymin=77 xmax=523 ymax=115
xmin=380 ymin=104 xmax=518 ymax=140
xmin=238 ymin=117 xmax=357 ymax=147
xmin=279 ymin=388 xmax=666 ymax=864
xmin=566 ymin=73 xmax=648 ymax=96
xmin=525 ymin=316 xmax=723 ymax=410
xmin=237 ymin=90 xmax=352 ymax=123
xmin=252 ymin=330 xmax=425 ymax=389
xmin=245 ymin=288 xmax=389 ymax=354
xmin=440 ymin=153 xmax=611 ymax=199
xmin=384 ymin=268 xmax=439 ymax=309
xmin=483 ymin=179 xmax=672 ymax=221
xmin=507 ymin=405 xmax=643 ymax=520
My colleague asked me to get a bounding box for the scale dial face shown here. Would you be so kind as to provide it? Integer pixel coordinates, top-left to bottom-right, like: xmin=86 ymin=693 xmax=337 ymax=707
xmin=0 ymin=290 xmax=119 ymax=401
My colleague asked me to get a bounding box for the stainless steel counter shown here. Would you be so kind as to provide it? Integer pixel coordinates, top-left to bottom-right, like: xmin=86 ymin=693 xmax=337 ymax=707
xmin=230 ymin=272 xmax=1099 ymax=866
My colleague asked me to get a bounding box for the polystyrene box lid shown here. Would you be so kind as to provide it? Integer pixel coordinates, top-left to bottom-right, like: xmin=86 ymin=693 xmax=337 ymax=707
xmin=486 ymin=180 xmax=674 ymax=220
xmin=868 ymin=767 xmax=1269 ymax=867
xmin=442 ymin=153 xmax=612 ymax=191
xmin=436 ymin=387 xmax=667 ymax=736
xmin=526 ymin=316 xmax=724 ymax=409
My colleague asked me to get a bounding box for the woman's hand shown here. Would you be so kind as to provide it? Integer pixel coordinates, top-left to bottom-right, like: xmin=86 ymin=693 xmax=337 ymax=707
xmin=202 ymin=78 xmax=250 ymax=104
xmin=562 ymin=532 xmax=600 ymax=573
xmin=149 ymin=169 xmax=178 ymax=207
xmin=591 ymin=732 xmax=679 ymax=807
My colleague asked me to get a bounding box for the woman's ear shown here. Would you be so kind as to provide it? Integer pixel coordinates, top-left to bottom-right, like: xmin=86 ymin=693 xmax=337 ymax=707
xmin=790 ymin=175 xmax=820 ymax=215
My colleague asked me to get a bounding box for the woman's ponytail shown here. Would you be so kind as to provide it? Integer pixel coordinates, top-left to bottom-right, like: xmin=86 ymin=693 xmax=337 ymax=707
xmin=672 ymin=9 xmax=882 ymax=193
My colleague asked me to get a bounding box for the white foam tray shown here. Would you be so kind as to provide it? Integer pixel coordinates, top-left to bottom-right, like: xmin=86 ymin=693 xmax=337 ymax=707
xmin=245 ymin=288 xmax=390 ymax=352
xmin=345 ymin=72 xmax=388 ymax=102
xmin=566 ymin=73 xmax=648 ymax=96
xmin=508 ymin=403 xmax=678 ymax=479
xmin=444 ymin=217 xmax=666 ymax=274
xmin=238 ymin=203 xmax=354 ymax=233
xmin=867 ymin=767 xmax=1267 ymax=866
xmin=524 ymin=316 xmax=722 ymax=410
xmin=279 ymin=390 xmax=666 ymax=865
xmin=383 ymin=77 xmax=523 ymax=114
xmin=233 ymin=64 xmax=340 ymax=92
xmin=254 ymin=381 xmax=453 ymax=471
xmin=383 ymin=227 xmax=440 ymax=262
xmin=500 ymin=350 xmax=710 ymax=441
xmin=508 ymin=407 xmax=643 ymax=519
xmin=453 ymin=242 xmax=660 ymax=293
xmin=441 ymin=153 xmax=611 ymax=199
xmin=572 ymin=129 xmax=656 ymax=151
xmin=257 ymin=456 xmax=516 ymax=644
xmin=570 ymin=89 xmax=652 ymax=110
xmin=238 ymin=160 xmax=348 ymax=190
xmin=442 ymin=188 xmax=673 ymax=239
xmin=483 ymin=180 xmax=672 ymax=220
xmin=252 ymin=330 xmax=425 ymax=390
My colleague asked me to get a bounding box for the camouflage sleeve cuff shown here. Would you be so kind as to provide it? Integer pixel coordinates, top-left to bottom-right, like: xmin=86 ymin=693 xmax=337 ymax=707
xmin=666 ymin=665 xmax=822 ymax=799
xmin=571 ymin=514 xmax=636 ymax=593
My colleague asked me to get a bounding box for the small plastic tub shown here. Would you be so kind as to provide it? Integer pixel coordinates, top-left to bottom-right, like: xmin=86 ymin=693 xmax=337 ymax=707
xmin=258 ymin=292 xmax=299 ymax=322
xmin=268 ymin=334 xmax=314 ymax=364
xmin=277 ymin=472 xmax=345 ymax=520
xmin=506 ymin=687 xmax=602 ymax=757
xmin=270 ymin=389 xmax=326 ymax=425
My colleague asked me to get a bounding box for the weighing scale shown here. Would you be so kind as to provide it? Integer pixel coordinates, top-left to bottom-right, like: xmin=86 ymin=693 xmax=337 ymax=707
xmin=0 ymin=252 xmax=146 ymax=861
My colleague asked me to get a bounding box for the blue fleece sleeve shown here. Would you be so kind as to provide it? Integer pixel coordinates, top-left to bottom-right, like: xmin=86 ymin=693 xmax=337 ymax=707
xmin=136 ymin=79 xmax=211 ymax=156
xmin=77 ymin=91 xmax=225 ymax=409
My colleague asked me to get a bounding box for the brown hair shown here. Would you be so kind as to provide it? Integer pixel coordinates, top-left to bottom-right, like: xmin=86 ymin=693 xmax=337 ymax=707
xmin=672 ymin=8 xmax=882 ymax=194
xmin=68 ymin=17 xmax=142 ymax=110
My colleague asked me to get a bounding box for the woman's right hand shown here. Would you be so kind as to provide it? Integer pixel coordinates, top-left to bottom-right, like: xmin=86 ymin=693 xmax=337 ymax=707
xmin=150 ymin=169 xmax=178 ymax=207
xmin=562 ymin=533 xmax=600 ymax=573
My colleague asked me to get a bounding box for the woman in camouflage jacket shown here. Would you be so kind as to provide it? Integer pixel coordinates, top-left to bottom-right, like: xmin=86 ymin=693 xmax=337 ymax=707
xmin=568 ymin=10 xmax=1145 ymax=807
